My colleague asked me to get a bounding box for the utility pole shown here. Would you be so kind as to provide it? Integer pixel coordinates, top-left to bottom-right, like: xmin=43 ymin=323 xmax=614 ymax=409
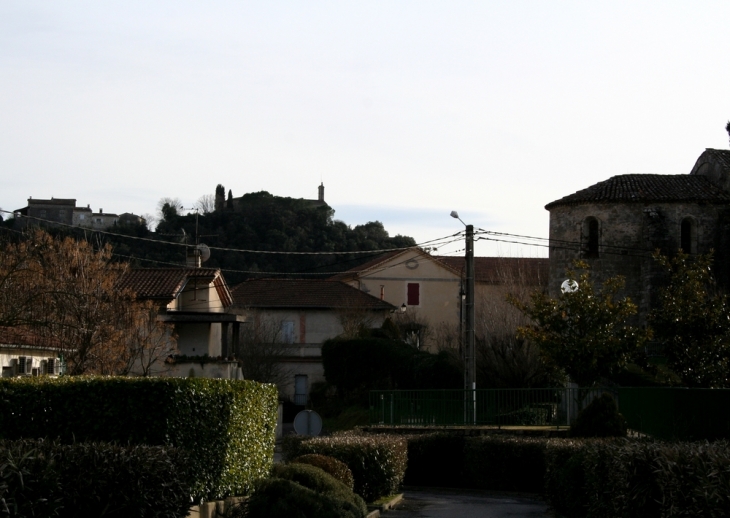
xmin=465 ymin=224 xmax=476 ymax=424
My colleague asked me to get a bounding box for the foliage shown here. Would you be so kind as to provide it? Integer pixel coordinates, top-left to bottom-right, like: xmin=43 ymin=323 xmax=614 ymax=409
xmin=511 ymin=261 xmax=649 ymax=386
xmin=282 ymin=433 xmax=407 ymax=502
xmin=236 ymin=311 xmax=291 ymax=388
xmin=463 ymin=435 xmax=548 ymax=492
xmin=0 ymin=438 xmax=192 ymax=518
xmin=270 ymin=463 xmax=366 ymax=516
xmin=243 ymin=478 xmax=364 ymax=518
xmin=0 ymin=377 xmax=278 ymax=502
xmin=292 ymin=454 xmax=355 ymax=491
xmin=403 ymin=433 xmax=466 ymax=487
xmin=649 ymin=251 xmax=730 ymax=387
xmin=0 ymin=229 xmax=177 ymax=375
xmin=321 ymin=337 xmax=461 ymax=405
xmin=570 ymin=393 xmax=627 ymax=438
xmin=151 ymin=191 xmax=416 ymax=283
xmin=544 ymin=438 xmax=730 ymax=518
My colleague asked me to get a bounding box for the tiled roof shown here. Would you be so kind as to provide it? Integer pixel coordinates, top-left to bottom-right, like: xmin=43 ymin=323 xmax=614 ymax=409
xmin=435 ymin=257 xmax=549 ymax=285
xmin=329 ymin=250 xmax=406 ymax=280
xmin=231 ymin=279 xmax=395 ymax=310
xmin=545 ymin=174 xmax=730 ymax=209
xmin=0 ymin=327 xmax=61 ymax=349
xmin=118 ymin=268 xmax=232 ymax=306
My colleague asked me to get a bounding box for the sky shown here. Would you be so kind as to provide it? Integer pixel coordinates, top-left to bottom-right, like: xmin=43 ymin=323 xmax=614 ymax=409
xmin=1 ymin=1 xmax=729 ymax=258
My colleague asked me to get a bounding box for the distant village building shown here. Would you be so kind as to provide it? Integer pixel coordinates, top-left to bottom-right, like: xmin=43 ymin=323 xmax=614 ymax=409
xmin=546 ymin=148 xmax=730 ymax=321
xmin=215 ymin=182 xmax=328 ymax=212
xmin=13 ymin=197 xmax=143 ymax=231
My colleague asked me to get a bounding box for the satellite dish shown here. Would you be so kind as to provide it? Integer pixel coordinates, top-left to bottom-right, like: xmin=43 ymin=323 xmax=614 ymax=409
xmin=293 ymin=410 xmax=322 ymax=436
xmin=196 ymin=244 xmax=211 ymax=263
xmin=561 ymin=279 xmax=579 ymax=293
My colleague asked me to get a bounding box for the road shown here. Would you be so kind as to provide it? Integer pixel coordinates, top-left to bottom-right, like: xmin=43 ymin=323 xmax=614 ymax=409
xmin=388 ymin=489 xmax=552 ymax=518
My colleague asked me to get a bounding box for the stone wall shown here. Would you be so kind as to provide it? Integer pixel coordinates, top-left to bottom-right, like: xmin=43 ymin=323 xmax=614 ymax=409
xmin=548 ymin=201 xmax=725 ymax=322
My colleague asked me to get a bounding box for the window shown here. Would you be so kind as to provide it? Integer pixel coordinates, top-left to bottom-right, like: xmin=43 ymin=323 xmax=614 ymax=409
xmin=294 ymin=375 xmax=308 ymax=405
xmin=681 ymin=217 xmax=695 ymax=254
xmin=280 ymin=321 xmax=294 ymax=344
xmin=584 ymin=217 xmax=599 ymax=258
xmin=407 ymin=283 xmax=420 ymax=306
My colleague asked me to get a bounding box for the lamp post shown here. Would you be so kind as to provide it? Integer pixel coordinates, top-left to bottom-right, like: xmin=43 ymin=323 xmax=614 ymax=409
xmin=451 ymin=211 xmax=476 ymax=424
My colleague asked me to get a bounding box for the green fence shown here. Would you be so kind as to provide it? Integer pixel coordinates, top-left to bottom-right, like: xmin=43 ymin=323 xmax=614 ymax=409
xmin=370 ymin=387 xmax=730 ymax=440
xmin=369 ymin=388 xmax=610 ymax=428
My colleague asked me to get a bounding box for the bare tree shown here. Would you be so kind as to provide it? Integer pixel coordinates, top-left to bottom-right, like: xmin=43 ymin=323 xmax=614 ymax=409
xmin=156 ymin=197 xmax=183 ymax=221
xmin=236 ymin=311 xmax=291 ymax=388
xmin=195 ymin=194 xmax=215 ymax=215
xmin=475 ymin=259 xmax=560 ymax=388
xmin=121 ymin=300 xmax=178 ymax=376
xmin=337 ymin=308 xmax=377 ymax=339
xmin=0 ymin=230 xmax=178 ymax=376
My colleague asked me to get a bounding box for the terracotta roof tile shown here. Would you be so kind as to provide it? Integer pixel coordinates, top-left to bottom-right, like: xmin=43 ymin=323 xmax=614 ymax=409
xmin=118 ymin=268 xmax=231 ymax=306
xmin=0 ymin=327 xmax=61 ymax=349
xmin=545 ymin=174 xmax=730 ymax=210
xmin=435 ymin=257 xmax=549 ymax=285
xmin=231 ymin=279 xmax=395 ymax=310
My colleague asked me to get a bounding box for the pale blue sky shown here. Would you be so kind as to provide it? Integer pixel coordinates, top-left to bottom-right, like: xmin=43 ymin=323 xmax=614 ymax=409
xmin=1 ymin=1 xmax=729 ymax=257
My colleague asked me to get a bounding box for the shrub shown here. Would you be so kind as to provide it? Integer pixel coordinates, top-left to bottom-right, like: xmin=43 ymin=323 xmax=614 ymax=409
xmin=282 ymin=433 xmax=407 ymax=502
xmin=570 ymin=393 xmax=627 ymax=438
xmin=0 ymin=438 xmax=192 ymax=518
xmin=0 ymin=377 xmax=278 ymax=501
xmin=292 ymin=454 xmax=355 ymax=490
xmin=271 ymin=463 xmax=366 ymax=516
xmin=463 ymin=436 xmax=548 ymax=492
xmin=544 ymin=439 xmax=730 ymax=518
xmin=244 ymin=478 xmax=365 ymax=518
xmin=403 ymin=433 xmax=465 ymax=487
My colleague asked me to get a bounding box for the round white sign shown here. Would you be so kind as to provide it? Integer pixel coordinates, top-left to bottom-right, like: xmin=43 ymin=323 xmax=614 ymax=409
xmin=293 ymin=410 xmax=323 ymax=436
xmin=561 ymin=279 xmax=579 ymax=293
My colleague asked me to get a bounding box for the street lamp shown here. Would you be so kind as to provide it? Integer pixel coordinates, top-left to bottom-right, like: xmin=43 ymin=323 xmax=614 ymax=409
xmin=451 ymin=211 xmax=476 ymax=424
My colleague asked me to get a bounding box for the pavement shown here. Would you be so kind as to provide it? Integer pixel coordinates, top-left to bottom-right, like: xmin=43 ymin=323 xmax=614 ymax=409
xmin=385 ymin=488 xmax=552 ymax=518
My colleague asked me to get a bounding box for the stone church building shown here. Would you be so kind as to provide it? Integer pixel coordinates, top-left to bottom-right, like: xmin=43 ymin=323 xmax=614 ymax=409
xmin=546 ymin=148 xmax=730 ymax=322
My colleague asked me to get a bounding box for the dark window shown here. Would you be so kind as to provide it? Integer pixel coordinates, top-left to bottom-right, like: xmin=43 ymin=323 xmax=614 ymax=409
xmin=407 ymin=283 xmax=420 ymax=306
xmin=586 ymin=218 xmax=599 ymax=258
xmin=681 ymin=218 xmax=693 ymax=253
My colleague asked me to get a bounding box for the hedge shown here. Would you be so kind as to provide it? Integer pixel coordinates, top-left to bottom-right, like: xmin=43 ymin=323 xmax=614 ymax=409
xmin=545 ymin=438 xmax=730 ymax=518
xmin=0 ymin=438 xmax=192 ymax=518
xmin=0 ymin=377 xmax=278 ymax=501
xmin=282 ymin=433 xmax=407 ymax=502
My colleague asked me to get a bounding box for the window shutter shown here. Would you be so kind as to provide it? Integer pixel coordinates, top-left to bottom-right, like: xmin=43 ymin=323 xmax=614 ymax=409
xmin=407 ymin=283 xmax=420 ymax=306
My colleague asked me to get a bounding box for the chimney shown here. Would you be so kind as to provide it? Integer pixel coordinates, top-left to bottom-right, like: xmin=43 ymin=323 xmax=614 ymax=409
xmin=380 ymin=285 xmax=385 ymax=300
xmin=99 ymin=208 xmax=102 ymax=214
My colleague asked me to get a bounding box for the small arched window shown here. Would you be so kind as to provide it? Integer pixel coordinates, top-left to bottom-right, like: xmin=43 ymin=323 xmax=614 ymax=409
xmin=680 ymin=217 xmax=695 ymax=254
xmin=585 ymin=217 xmax=599 ymax=258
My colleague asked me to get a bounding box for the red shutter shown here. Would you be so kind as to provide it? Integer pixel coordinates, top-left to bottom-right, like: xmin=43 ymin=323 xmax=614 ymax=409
xmin=407 ymin=283 xmax=420 ymax=306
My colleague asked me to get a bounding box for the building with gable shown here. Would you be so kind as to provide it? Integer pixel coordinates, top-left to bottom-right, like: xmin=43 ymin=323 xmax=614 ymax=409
xmin=230 ymin=279 xmax=394 ymax=404
xmin=546 ymin=148 xmax=730 ymax=321
xmin=332 ymin=247 xmax=549 ymax=351
xmin=118 ymin=267 xmax=245 ymax=378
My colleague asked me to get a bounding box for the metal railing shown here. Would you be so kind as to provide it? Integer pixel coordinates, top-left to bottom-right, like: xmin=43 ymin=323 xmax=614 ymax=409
xmin=369 ymin=388 xmax=613 ymax=428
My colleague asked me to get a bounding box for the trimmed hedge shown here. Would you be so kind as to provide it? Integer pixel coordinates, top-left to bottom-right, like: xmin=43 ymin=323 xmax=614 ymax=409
xmin=403 ymin=433 xmax=465 ymax=487
xmin=283 ymin=433 xmax=407 ymax=502
xmin=292 ymin=454 xmax=355 ymax=491
xmin=244 ymin=478 xmax=364 ymax=518
xmin=0 ymin=438 xmax=192 ymax=518
xmin=0 ymin=377 xmax=278 ymax=501
xmin=544 ymin=438 xmax=730 ymax=518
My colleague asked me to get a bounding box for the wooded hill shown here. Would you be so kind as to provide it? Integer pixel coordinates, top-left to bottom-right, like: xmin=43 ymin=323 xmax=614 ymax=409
xmin=7 ymin=191 xmax=415 ymax=284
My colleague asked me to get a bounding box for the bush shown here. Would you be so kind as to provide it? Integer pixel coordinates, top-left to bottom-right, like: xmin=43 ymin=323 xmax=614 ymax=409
xmin=0 ymin=438 xmax=192 ymax=518
xmin=570 ymin=393 xmax=627 ymax=438
xmin=404 ymin=433 xmax=465 ymax=487
xmin=244 ymin=478 xmax=364 ymax=518
xmin=271 ymin=463 xmax=366 ymax=516
xmin=544 ymin=438 xmax=730 ymax=518
xmin=282 ymin=433 xmax=407 ymax=502
xmin=292 ymin=454 xmax=355 ymax=490
xmin=0 ymin=377 xmax=278 ymax=501
xmin=463 ymin=436 xmax=548 ymax=492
